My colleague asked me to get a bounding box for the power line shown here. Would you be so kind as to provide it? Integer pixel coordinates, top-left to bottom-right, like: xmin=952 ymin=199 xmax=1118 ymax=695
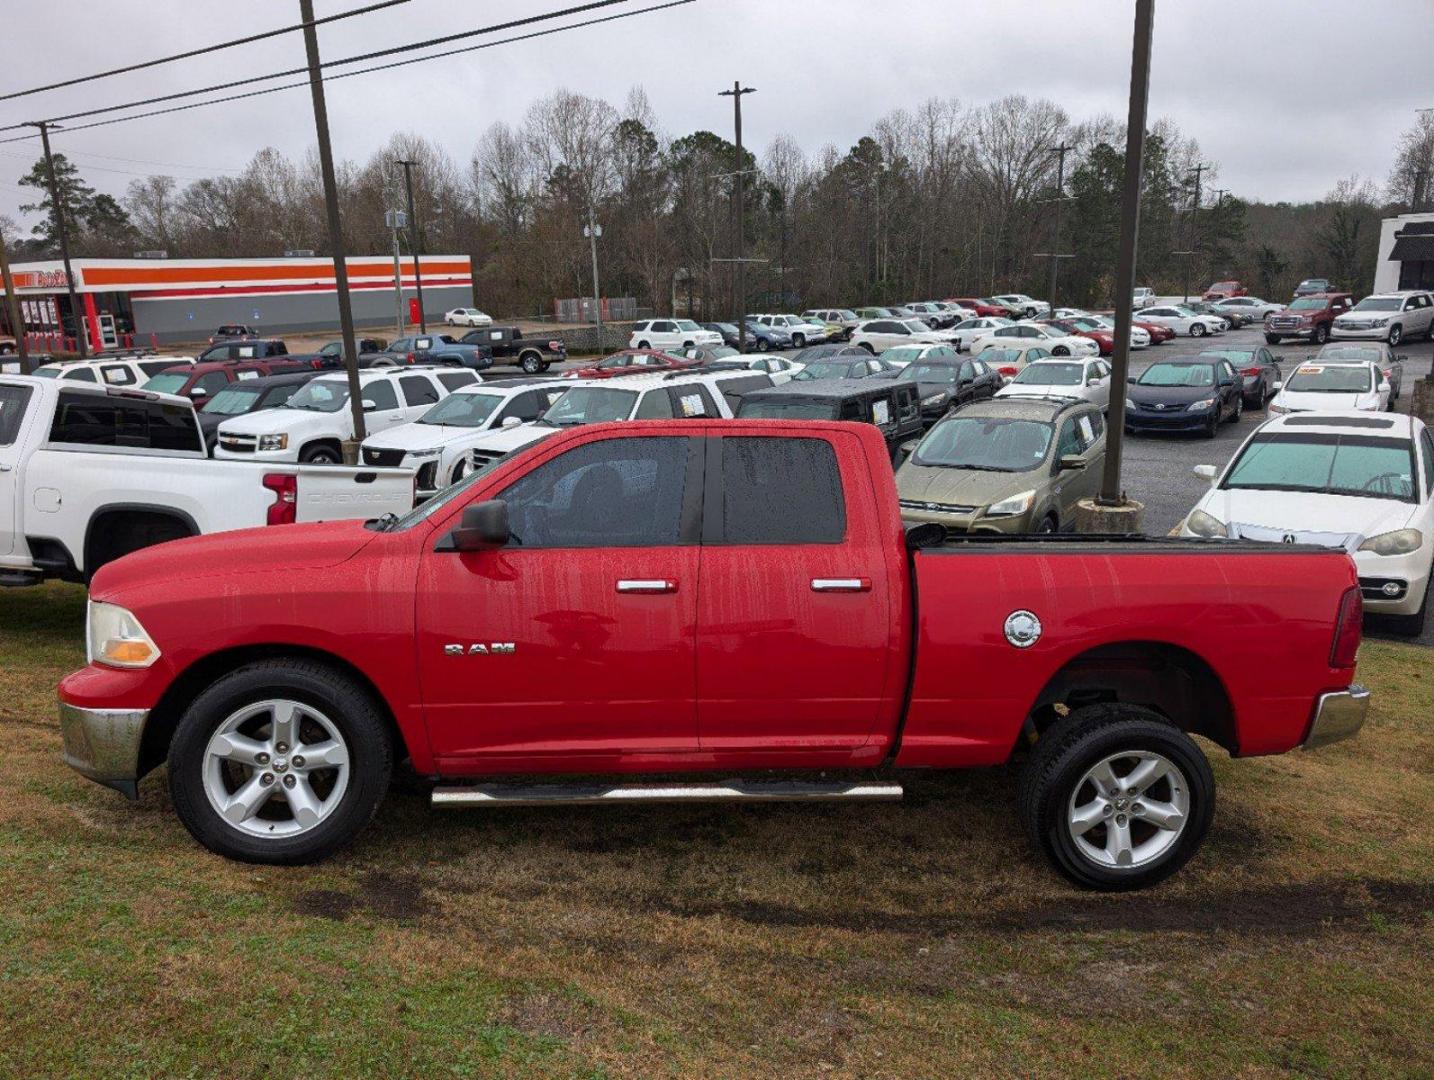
xmin=0 ymin=1 xmax=694 ymax=146
xmin=0 ymin=0 xmax=411 ymax=103
xmin=1 ymin=0 xmax=648 ymax=133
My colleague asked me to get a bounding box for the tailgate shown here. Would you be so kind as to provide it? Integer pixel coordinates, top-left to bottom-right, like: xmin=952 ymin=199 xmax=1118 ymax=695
xmin=293 ymin=466 xmax=414 ymax=523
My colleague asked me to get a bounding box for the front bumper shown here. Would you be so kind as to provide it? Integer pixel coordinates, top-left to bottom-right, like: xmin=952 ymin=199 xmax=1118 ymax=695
xmin=1266 ymin=322 xmax=1317 ymax=339
xmin=1329 ymin=325 xmax=1388 ymax=340
xmin=58 ymin=700 xmax=149 ymax=798
xmin=898 ymin=502 xmax=1036 ymax=535
xmin=1125 ymin=406 xmax=1216 ymax=431
xmin=1303 ymin=685 xmax=1369 ymax=750
xmin=1354 ymin=547 xmax=1432 ymax=615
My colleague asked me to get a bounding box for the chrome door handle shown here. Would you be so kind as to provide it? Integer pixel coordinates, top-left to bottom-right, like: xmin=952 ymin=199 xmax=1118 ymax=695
xmin=617 ymin=579 xmax=678 ymax=594
xmin=811 ymin=578 xmax=871 ymax=593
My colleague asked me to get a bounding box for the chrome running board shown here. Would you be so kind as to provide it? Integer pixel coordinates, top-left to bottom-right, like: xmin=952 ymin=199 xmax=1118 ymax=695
xmin=431 ymin=779 xmax=903 ymax=808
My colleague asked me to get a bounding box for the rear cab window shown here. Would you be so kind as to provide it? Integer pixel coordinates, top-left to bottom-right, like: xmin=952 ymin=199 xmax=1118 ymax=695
xmin=48 ymin=390 xmax=201 ymax=453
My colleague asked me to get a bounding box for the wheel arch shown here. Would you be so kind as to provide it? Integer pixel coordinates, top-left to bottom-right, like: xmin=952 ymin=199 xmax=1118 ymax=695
xmin=1026 ymin=639 xmax=1238 ymax=755
xmin=84 ymin=504 xmax=199 ymax=579
xmin=299 ymin=437 xmax=343 ymax=461
xmin=138 ymin=644 xmax=406 ymax=781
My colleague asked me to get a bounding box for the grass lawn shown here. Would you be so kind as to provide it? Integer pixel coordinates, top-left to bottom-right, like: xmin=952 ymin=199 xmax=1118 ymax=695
xmin=0 ymin=582 xmax=1430 ymax=1078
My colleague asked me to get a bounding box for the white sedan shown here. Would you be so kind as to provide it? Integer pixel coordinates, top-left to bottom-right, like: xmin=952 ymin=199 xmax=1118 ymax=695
xmin=1210 ymin=296 xmax=1283 ymax=322
xmin=443 ymin=307 xmax=493 ymax=327
xmin=1135 ymin=305 xmax=1226 ymax=337
xmin=995 ymin=357 xmax=1112 ymax=410
xmin=1084 ymin=315 xmax=1150 ymax=349
xmin=949 ymin=316 xmax=1015 ymax=351
xmin=1182 ymin=411 xmax=1433 ymax=635
xmin=1268 ymin=360 xmax=1391 ymax=416
xmin=969 ymin=322 xmax=1100 ymax=358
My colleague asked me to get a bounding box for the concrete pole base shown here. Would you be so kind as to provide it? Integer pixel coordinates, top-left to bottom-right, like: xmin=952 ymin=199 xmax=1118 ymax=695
xmin=1412 ymin=376 xmax=1434 ymax=428
xmin=1073 ymin=497 xmax=1145 ymax=535
xmin=341 ymin=439 xmax=362 ymax=466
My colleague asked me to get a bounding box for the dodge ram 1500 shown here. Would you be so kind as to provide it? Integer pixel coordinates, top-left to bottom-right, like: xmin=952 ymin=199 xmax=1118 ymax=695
xmin=57 ymin=420 xmax=1368 ymax=889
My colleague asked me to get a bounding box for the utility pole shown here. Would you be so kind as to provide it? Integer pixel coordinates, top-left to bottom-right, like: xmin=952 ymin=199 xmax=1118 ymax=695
xmin=1094 ymin=0 xmax=1155 ymax=521
xmin=26 ymin=121 xmax=86 ymax=358
xmin=1185 ymin=161 xmax=1210 ymax=299
xmin=385 ymin=208 xmax=406 ymax=338
xmin=1044 ymin=142 xmax=1074 ymax=314
xmin=584 ymin=210 xmax=603 ymax=352
xmin=299 ymin=0 xmax=364 ymax=452
xmin=0 ymin=219 xmax=31 ymax=373
xmin=394 ymin=159 xmax=426 ymax=332
xmin=719 ymin=81 xmax=755 ymax=351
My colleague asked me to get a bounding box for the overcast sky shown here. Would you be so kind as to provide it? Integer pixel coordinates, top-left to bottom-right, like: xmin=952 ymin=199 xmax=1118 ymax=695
xmin=0 ymin=0 xmax=1424 ymax=239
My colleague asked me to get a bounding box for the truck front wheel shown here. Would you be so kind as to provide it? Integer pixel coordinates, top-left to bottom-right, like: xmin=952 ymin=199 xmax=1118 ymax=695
xmin=168 ymin=660 xmax=393 ymax=864
xmin=1017 ymin=705 xmax=1214 ymax=891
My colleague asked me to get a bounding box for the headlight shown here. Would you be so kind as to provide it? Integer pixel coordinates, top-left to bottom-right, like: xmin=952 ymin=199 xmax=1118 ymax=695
xmin=985 ymin=490 xmax=1035 ymax=517
xmin=1359 ymin=529 xmax=1422 ymax=556
xmin=921 ymin=394 xmax=946 ymax=406
xmin=408 ymin=448 xmax=442 ymax=458
xmin=258 ymin=433 xmax=289 ymax=451
xmin=1185 ymin=508 xmax=1228 ymax=538
xmin=1371 ymin=318 xmax=1389 ymax=328
xmin=1124 ymin=397 xmax=1136 ymax=410
xmin=1189 ymin=398 xmax=1216 ymax=411
xmin=87 ymin=601 xmax=161 ymax=669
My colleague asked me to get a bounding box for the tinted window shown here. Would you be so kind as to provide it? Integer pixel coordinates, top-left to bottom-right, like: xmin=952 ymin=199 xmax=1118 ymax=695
xmin=498 ymin=436 xmax=690 ymax=548
xmin=714 ymin=373 xmax=773 ymax=410
xmin=65 ymin=367 xmax=98 ymax=383
xmin=438 ymin=371 xmax=478 ymax=392
xmin=49 ymin=391 xmax=200 ymax=452
xmin=194 ymin=371 xmax=229 ymax=396
xmin=400 ymin=375 xmax=440 ymax=407
xmin=1422 ymin=428 xmax=1434 ymax=497
xmin=364 ymin=381 xmax=400 ymax=411
xmin=719 ymin=437 xmax=845 ymax=544
xmin=0 ymin=384 xmax=34 ymax=445
xmin=635 ymin=389 xmax=673 ymax=418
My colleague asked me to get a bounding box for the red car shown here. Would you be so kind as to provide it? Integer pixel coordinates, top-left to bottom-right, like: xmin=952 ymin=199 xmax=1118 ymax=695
xmin=1134 ymin=319 xmax=1176 ymax=344
xmin=561 ymin=348 xmax=702 ymax=380
xmin=1202 ymin=280 xmax=1247 ymax=301
xmin=1045 ymin=318 xmax=1115 ymax=355
xmin=946 ymin=297 xmax=1011 ymax=318
xmin=59 ymin=420 xmax=1368 ymax=890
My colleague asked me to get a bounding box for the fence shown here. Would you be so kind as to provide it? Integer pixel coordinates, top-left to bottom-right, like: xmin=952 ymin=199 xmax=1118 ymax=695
xmin=553 ymin=297 xmax=640 ymax=323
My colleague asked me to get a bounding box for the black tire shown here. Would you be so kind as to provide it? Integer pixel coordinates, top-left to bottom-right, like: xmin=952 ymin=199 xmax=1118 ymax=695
xmin=682 ymin=340 xmax=694 ymax=349
xmin=0 ymin=342 xmax=14 ymax=355
xmin=637 ymin=340 xmax=650 ymax=350
xmin=1313 ymin=323 xmax=1330 ymax=344
xmin=1225 ymin=394 xmax=1242 ymax=424
xmin=299 ymin=444 xmax=340 ymax=465
xmin=168 ymin=659 xmax=393 ymax=864
xmin=1201 ymin=415 xmax=1218 ymax=438
xmin=1017 ymin=705 xmax=1215 ymax=891
xmin=450 ymin=459 xmax=469 ymax=485
xmin=1390 ymin=574 xmax=1429 ymax=638
xmin=859 ymin=342 xmax=875 ymax=354
xmin=1388 ymin=324 xmax=1403 ymax=347
xmin=1036 ymin=514 xmax=1057 ymax=534
xmin=1053 ymin=345 xmax=1070 ymax=356
xmin=792 ymin=333 xmax=806 ymax=348
xmin=756 ymin=337 xmax=770 ymax=353
xmin=1265 ymin=334 xmax=1281 ymax=345
xmin=1190 ymin=323 xmax=1208 ymax=337
xmin=518 ymin=351 xmax=544 ymax=375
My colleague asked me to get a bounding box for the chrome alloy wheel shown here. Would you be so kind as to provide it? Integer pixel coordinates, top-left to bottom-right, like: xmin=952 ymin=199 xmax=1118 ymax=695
xmin=202 ymin=699 xmax=350 ymax=838
xmin=1066 ymin=751 xmax=1189 ymax=869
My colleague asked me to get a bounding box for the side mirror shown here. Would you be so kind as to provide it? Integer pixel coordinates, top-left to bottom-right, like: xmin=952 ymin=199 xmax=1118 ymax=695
xmin=501 ymin=416 xmax=522 ymax=429
xmin=1396 ymin=354 xmax=1408 ymax=362
xmin=442 ymin=499 xmax=510 ymax=552
xmin=899 ymin=440 xmax=920 ymax=456
xmin=1086 ymin=375 xmax=1101 ymax=385
xmin=1193 ymin=464 xmax=1218 ymax=481
xmin=1058 ymin=454 xmax=1085 ymax=471
xmin=189 ymin=387 xmax=208 ymax=398
xmin=1273 ymin=380 xmax=1283 ymax=390
xmin=1126 ymin=376 xmax=1137 ymax=385
xmin=1219 ymin=377 xmax=1234 ymax=387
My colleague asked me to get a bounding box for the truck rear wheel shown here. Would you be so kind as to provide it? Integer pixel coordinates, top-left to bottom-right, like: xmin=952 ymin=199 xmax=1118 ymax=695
xmin=518 ymin=350 xmax=546 ymax=374
xmin=1017 ymin=704 xmax=1214 ymax=890
xmin=168 ymin=659 xmax=393 ymax=864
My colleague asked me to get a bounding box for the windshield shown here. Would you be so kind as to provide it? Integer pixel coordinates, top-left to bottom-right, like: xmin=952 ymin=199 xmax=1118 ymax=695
xmin=738 ymin=400 xmax=836 ymax=420
xmin=838 ymin=310 xmax=857 ymax=320
xmin=143 ymin=373 xmax=191 ymax=395
xmin=540 ymin=387 xmax=637 ymax=425
xmin=1012 ymin=363 xmax=1082 ymax=386
xmin=903 ymin=320 xmax=933 ymax=333
xmin=898 ymin=362 xmax=958 ymax=385
xmin=32 ymin=367 xmax=60 ymax=378
xmin=676 ymin=320 xmax=702 ymax=331
xmin=1223 ymin=433 xmax=1415 ymax=503
xmin=202 ymin=386 xmax=264 ymax=416
xmin=1284 ymin=365 xmax=1373 ymax=393
xmin=1138 ymin=363 xmax=1216 ymax=387
xmin=286 ymin=379 xmax=350 ymax=412
xmin=975 ymin=348 xmax=1022 ymax=365
xmin=914 ymin=416 xmax=1053 ymax=472
xmin=1198 ymin=350 xmax=1255 ymax=365
xmin=1316 ymin=345 xmax=1380 ymax=362
xmin=792 ymin=361 xmax=849 ymax=381
xmin=1350 ymin=298 xmax=1399 ymax=312
xmin=1288 ymin=297 xmax=1329 ymax=311
xmin=884 ymin=347 xmax=928 ymax=366
xmin=419 ymin=392 xmax=504 ymax=427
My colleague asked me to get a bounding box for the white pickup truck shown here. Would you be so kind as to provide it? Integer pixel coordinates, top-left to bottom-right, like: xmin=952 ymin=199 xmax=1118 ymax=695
xmin=0 ymin=376 xmax=416 ymax=586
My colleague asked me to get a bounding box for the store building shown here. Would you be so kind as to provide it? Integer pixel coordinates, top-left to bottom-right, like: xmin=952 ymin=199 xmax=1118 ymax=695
xmin=0 ymin=254 xmax=474 ymax=348
xmin=1374 ymin=212 xmax=1434 ymax=293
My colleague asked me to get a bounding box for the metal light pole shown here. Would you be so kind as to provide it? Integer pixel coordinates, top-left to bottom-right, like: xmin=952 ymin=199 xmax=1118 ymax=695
xmin=385 ymin=208 xmax=406 ymax=337
xmin=1096 ymin=0 xmax=1156 ymax=514
xmin=0 ymin=219 xmax=31 ymax=373
xmin=720 ymin=81 xmax=755 ymax=351
xmin=26 ymin=121 xmax=86 ymax=358
xmin=395 ymin=159 xmax=426 ymax=332
xmin=584 ymin=212 xmax=603 ymax=352
xmin=299 ymin=0 xmax=364 ymax=453
xmin=1045 ymin=142 xmax=1073 ymax=314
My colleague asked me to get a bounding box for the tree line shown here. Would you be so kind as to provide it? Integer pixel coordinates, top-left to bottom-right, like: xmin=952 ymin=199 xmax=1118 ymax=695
xmin=5 ymin=91 xmax=1432 ymax=318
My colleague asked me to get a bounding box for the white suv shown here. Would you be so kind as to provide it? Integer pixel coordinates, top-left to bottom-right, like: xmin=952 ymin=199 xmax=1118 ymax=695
xmin=216 ymin=366 xmax=468 ymax=464
xmin=628 ymin=319 xmax=723 ymax=351
xmin=1331 ymin=291 xmax=1434 ymax=346
xmin=992 ymin=294 xmax=1050 ymax=319
xmin=751 ymin=313 xmax=831 ymax=347
xmin=32 ymin=355 xmax=194 ymax=387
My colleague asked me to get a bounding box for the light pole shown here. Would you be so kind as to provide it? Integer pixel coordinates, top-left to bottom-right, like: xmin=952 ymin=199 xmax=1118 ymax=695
xmin=385 ymin=208 xmax=406 ymax=337
xmin=394 ymin=159 xmax=426 ymax=332
xmin=1043 ymin=142 xmax=1074 ymax=313
xmin=719 ymin=81 xmax=755 ymax=351
xmin=298 ymin=0 xmax=363 ymax=451
xmin=584 ymin=213 xmax=603 ymax=352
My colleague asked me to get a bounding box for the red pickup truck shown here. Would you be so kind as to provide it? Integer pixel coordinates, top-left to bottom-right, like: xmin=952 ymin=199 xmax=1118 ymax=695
xmin=58 ymin=421 xmax=1369 ymax=890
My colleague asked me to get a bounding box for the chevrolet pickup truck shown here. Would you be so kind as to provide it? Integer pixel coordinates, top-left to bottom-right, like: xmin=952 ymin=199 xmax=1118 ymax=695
xmin=57 ymin=420 xmax=1369 ymax=889
xmin=0 ymin=376 xmax=416 ymax=585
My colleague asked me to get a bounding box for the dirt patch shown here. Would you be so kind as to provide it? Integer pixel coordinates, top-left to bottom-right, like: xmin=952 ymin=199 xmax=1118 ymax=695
xmin=493 ymin=989 xmax=609 ymax=1046
xmin=295 ymin=870 xmax=431 ymax=922
xmin=636 ymin=878 xmax=1432 ymax=938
